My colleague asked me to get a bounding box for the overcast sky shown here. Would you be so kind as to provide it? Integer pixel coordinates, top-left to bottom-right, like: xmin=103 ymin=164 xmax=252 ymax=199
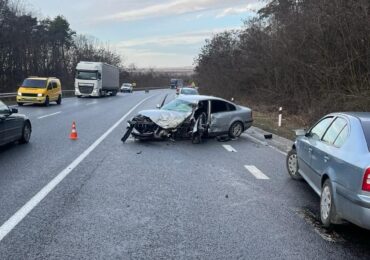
xmin=28 ymin=0 xmax=264 ymax=68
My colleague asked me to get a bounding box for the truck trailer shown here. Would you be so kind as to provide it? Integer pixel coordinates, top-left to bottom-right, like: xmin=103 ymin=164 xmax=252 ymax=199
xmin=75 ymin=62 xmax=120 ymax=97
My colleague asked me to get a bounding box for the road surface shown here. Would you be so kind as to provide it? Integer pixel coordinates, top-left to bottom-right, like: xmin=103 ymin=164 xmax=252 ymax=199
xmin=0 ymin=89 xmax=370 ymax=259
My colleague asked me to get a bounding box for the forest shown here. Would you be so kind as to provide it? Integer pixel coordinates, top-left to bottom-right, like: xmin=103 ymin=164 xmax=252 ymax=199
xmin=0 ymin=0 xmax=121 ymax=92
xmin=195 ymin=0 xmax=370 ymax=120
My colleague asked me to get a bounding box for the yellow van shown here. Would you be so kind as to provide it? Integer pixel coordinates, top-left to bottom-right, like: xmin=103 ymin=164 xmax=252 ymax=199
xmin=17 ymin=77 xmax=62 ymax=106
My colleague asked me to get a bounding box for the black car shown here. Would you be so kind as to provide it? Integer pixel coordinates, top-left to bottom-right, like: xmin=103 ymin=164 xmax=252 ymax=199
xmin=0 ymin=100 xmax=31 ymax=146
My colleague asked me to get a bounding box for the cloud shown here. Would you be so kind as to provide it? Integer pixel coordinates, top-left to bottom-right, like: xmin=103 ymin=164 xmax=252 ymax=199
xmin=216 ymin=3 xmax=266 ymax=18
xmin=116 ymin=27 xmax=240 ymax=49
xmin=100 ymin=0 xmax=260 ymax=22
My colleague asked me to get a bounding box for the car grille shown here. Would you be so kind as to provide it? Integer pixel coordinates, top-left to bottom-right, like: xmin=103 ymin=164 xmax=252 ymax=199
xmin=79 ymin=85 xmax=94 ymax=94
xmin=22 ymin=93 xmax=38 ymax=97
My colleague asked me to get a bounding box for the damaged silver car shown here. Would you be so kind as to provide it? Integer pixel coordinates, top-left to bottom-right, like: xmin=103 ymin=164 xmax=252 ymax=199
xmin=121 ymin=95 xmax=253 ymax=144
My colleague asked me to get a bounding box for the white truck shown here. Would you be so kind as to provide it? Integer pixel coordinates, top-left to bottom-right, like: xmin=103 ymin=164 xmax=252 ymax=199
xmin=75 ymin=61 xmax=120 ymax=97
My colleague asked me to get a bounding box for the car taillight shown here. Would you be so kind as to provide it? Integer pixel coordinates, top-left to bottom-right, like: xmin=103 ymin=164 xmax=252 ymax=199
xmin=362 ymin=168 xmax=370 ymax=191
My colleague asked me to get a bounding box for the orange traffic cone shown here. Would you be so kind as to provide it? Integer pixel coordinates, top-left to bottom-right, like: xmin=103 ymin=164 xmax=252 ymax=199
xmin=70 ymin=121 xmax=78 ymax=140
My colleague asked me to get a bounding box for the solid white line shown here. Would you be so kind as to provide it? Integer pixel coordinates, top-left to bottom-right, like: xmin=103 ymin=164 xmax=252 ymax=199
xmin=0 ymin=95 xmax=154 ymax=242
xmin=37 ymin=112 xmax=62 ymax=119
xmin=243 ymin=133 xmax=288 ymax=156
xmin=244 ymin=165 xmax=270 ymax=180
xmin=222 ymin=144 xmax=237 ymax=152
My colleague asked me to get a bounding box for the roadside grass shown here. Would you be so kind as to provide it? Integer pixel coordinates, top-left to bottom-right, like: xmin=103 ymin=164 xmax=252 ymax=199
xmin=252 ymin=110 xmax=308 ymax=140
xmin=238 ymin=99 xmax=310 ymax=140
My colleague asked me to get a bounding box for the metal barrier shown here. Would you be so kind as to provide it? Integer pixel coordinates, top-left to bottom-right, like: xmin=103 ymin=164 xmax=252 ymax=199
xmin=0 ymin=87 xmax=168 ymax=99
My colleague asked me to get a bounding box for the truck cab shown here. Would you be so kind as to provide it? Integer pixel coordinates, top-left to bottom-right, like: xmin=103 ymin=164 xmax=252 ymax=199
xmin=75 ymin=61 xmax=119 ymax=97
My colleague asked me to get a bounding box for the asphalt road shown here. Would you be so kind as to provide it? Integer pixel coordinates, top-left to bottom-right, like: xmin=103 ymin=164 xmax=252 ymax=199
xmin=1 ymin=89 xmax=370 ymax=259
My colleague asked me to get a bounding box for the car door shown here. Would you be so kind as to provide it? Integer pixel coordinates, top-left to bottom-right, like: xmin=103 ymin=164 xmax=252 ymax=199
xmin=52 ymin=81 xmax=58 ymax=100
xmin=46 ymin=81 xmax=53 ymax=100
xmin=310 ymin=117 xmax=348 ymax=189
xmin=297 ymin=117 xmax=334 ymax=192
xmin=0 ymin=103 xmax=22 ymax=144
xmin=209 ymin=100 xmax=233 ymax=134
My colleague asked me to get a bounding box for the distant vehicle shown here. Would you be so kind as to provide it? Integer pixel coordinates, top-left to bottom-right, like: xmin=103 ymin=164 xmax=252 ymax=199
xmin=177 ymin=87 xmax=199 ymax=96
xmin=170 ymin=79 xmax=183 ymax=89
xmin=17 ymin=77 xmax=62 ymax=106
xmin=121 ymin=83 xmax=133 ymax=93
xmin=287 ymin=112 xmax=370 ymax=230
xmin=0 ymin=100 xmax=31 ymax=146
xmin=122 ymin=95 xmax=253 ymax=144
xmin=75 ymin=61 xmax=119 ymax=97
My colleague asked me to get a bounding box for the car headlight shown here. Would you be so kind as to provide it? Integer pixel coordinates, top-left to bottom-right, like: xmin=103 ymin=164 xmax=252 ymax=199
xmin=37 ymin=93 xmax=43 ymax=97
xmin=18 ymin=92 xmax=22 ymax=96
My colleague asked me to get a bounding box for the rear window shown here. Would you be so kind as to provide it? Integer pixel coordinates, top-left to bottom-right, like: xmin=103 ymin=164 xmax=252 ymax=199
xmin=361 ymin=120 xmax=370 ymax=151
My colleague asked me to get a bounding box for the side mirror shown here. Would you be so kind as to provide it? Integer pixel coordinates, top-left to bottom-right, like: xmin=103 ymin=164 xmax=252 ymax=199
xmin=294 ymin=129 xmax=306 ymax=136
xmin=11 ymin=108 xmax=18 ymax=114
xmin=156 ymin=104 xmax=161 ymax=109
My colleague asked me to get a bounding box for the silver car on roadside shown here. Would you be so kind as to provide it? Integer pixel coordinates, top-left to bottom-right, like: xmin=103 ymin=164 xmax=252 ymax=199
xmin=287 ymin=113 xmax=370 ymax=229
xmin=121 ymin=95 xmax=253 ymax=143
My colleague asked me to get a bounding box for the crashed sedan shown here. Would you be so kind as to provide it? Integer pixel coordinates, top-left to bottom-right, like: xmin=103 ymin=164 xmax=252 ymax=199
xmin=121 ymin=95 xmax=253 ymax=144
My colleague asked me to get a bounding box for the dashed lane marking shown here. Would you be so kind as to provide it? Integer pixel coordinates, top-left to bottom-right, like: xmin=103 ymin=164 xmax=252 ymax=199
xmin=37 ymin=111 xmax=62 ymax=119
xmin=0 ymin=95 xmax=155 ymax=242
xmin=223 ymin=145 xmax=237 ymax=152
xmin=244 ymin=165 xmax=270 ymax=180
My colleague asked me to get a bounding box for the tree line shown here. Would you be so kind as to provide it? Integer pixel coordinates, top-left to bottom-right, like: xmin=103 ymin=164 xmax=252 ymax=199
xmin=195 ymin=0 xmax=370 ymax=120
xmin=0 ymin=0 xmax=121 ymax=92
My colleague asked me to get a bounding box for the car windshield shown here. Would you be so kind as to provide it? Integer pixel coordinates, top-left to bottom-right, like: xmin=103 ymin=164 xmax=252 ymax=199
xmin=181 ymin=88 xmax=198 ymax=95
xmin=22 ymin=79 xmax=47 ymax=88
xmin=76 ymin=71 xmax=98 ymax=80
xmin=0 ymin=101 xmax=9 ymax=114
xmin=161 ymin=99 xmax=193 ymax=113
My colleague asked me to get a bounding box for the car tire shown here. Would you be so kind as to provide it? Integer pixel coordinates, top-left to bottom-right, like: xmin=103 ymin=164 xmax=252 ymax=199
xmin=44 ymin=96 xmax=50 ymax=107
xmin=320 ymin=179 xmax=340 ymax=228
xmin=17 ymin=102 xmax=23 ymax=106
xmin=56 ymin=95 xmax=62 ymax=105
xmin=229 ymin=121 xmax=244 ymax=138
xmin=19 ymin=121 xmax=31 ymax=144
xmin=286 ymin=149 xmax=302 ymax=180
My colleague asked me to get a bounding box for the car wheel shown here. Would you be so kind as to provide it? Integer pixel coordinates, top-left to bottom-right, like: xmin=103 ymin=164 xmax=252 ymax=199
xmin=19 ymin=122 xmax=31 ymax=144
xmin=17 ymin=102 xmax=23 ymax=106
xmin=56 ymin=95 xmax=62 ymax=105
xmin=229 ymin=121 xmax=243 ymax=138
xmin=286 ymin=149 xmax=302 ymax=180
xmin=320 ymin=179 xmax=339 ymax=228
xmin=44 ymin=96 xmax=50 ymax=107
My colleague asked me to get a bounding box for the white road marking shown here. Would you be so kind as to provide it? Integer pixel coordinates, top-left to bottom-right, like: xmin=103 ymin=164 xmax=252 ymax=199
xmin=223 ymin=145 xmax=237 ymax=152
xmin=243 ymin=133 xmax=288 ymax=156
xmin=37 ymin=112 xmax=62 ymax=119
xmin=0 ymin=95 xmax=154 ymax=242
xmin=244 ymin=165 xmax=270 ymax=180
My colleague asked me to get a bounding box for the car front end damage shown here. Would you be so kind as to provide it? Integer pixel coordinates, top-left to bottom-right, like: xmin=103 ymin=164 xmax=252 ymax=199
xmin=121 ymin=108 xmax=207 ymax=144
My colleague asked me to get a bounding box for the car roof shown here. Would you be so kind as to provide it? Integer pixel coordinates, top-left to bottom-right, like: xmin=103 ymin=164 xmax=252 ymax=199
xmin=27 ymin=77 xmax=57 ymax=81
xmin=329 ymin=112 xmax=370 ymax=122
xmin=177 ymin=94 xmax=230 ymax=104
xmin=180 ymin=87 xmax=197 ymax=90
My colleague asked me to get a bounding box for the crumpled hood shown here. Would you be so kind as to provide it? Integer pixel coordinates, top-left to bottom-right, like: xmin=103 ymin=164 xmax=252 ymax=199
xmin=139 ymin=109 xmax=191 ymax=129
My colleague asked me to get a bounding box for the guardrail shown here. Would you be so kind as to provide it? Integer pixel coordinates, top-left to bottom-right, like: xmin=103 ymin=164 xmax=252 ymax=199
xmin=0 ymin=87 xmax=168 ymax=99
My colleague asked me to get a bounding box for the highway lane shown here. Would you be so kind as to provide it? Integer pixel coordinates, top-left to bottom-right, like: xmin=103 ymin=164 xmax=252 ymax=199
xmin=0 ymin=90 xmax=168 ymax=226
xmin=1 ymin=89 xmax=370 ymax=259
